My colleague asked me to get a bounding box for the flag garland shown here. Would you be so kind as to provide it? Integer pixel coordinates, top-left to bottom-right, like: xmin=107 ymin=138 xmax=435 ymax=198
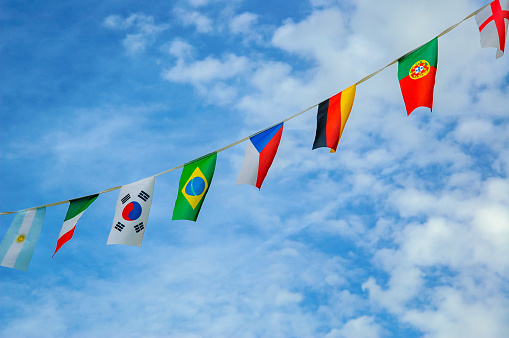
xmin=0 ymin=1 xmax=505 ymax=270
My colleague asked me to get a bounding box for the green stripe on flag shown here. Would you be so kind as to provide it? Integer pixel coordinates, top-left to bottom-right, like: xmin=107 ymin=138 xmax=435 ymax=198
xmin=64 ymin=194 xmax=99 ymax=222
xmin=398 ymin=38 xmax=438 ymax=80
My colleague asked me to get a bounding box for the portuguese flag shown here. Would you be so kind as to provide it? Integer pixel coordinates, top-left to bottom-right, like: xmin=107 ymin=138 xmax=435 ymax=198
xmin=398 ymin=38 xmax=438 ymax=115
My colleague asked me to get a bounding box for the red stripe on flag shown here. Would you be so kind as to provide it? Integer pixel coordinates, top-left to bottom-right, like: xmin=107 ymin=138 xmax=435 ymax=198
xmin=479 ymin=14 xmax=494 ymax=31
xmin=326 ymin=92 xmax=342 ymax=149
xmin=53 ymin=226 xmax=76 ymax=256
xmin=256 ymin=126 xmax=283 ymax=189
xmin=399 ymin=67 xmax=437 ymax=115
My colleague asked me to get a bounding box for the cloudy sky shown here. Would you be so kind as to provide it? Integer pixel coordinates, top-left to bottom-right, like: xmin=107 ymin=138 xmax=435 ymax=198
xmin=1 ymin=0 xmax=508 ymax=337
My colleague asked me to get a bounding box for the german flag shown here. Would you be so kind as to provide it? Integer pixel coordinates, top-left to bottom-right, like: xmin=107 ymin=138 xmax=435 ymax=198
xmin=398 ymin=38 xmax=438 ymax=115
xmin=313 ymin=84 xmax=356 ymax=153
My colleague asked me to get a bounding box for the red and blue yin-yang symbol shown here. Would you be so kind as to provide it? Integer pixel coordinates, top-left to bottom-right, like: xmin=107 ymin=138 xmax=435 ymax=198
xmin=122 ymin=201 xmax=142 ymax=221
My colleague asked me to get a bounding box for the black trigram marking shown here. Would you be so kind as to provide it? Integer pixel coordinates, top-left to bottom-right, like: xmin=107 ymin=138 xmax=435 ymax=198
xmin=138 ymin=190 xmax=150 ymax=202
xmin=115 ymin=222 xmax=125 ymax=232
xmin=134 ymin=222 xmax=145 ymax=233
xmin=121 ymin=194 xmax=131 ymax=204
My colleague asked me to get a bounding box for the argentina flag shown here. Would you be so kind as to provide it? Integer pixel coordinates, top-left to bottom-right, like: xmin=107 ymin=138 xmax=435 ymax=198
xmin=0 ymin=207 xmax=46 ymax=271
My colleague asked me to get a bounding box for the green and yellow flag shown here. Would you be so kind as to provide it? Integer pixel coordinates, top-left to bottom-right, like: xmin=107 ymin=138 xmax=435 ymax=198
xmin=398 ymin=38 xmax=438 ymax=115
xmin=172 ymin=153 xmax=217 ymax=221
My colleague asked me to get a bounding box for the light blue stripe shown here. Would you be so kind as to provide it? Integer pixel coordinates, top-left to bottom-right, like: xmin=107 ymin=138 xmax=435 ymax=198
xmin=0 ymin=211 xmax=27 ymax=263
xmin=14 ymin=207 xmax=46 ymax=271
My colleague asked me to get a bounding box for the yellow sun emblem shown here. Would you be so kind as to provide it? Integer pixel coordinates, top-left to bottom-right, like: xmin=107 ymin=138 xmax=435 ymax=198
xmin=409 ymin=60 xmax=430 ymax=80
xmin=16 ymin=234 xmax=26 ymax=243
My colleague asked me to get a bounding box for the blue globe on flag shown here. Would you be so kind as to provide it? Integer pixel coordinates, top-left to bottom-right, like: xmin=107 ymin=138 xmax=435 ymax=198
xmin=185 ymin=177 xmax=206 ymax=196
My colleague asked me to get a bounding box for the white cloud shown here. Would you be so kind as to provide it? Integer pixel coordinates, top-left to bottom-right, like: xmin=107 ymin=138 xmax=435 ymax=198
xmin=174 ymin=8 xmax=214 ymax=33
xmin=229 ymin=12 xmax=258 ymax=35
xmin=167 ymin=39 xmax=195 ymax=59
xmin=104 ymin=13 xmax=166 ymax=34
xmin=163 ymin=39 xmax=252 ymax=103
xmin=186 ymin=0 xmax=214 ymax=7
xmin=363 ymin=176 xmax=509 ymax=335
xmin=103 ymin=14 xmax=131 ymax=30
xmin=402 ymin=287 xmax=509 ymax=338
xmin=164 ymin=51 xmax=251 ymax=84
xmin=184 ymin=0 xmax=243 ymax=8
xmin=103 ymin=13 xmax=168 ymax=54
xmin=272 ymin=9 xmax=348 ymax=66
xmin=326 ymin=316 xmax=383 ymax=338
xmin=310 ymin=0 xmax=338 ymax=8
xmin=274 ymin=289 xmax=304 ymax=306
xmin=453 ymin=118 xmax=499 ymax=144
xmin=122 ymin=33 xmax=147 ymax=53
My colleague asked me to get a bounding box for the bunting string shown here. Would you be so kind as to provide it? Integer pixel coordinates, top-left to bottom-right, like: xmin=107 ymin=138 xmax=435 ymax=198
xmin=0 ymin=2 xmax=493 ymax=216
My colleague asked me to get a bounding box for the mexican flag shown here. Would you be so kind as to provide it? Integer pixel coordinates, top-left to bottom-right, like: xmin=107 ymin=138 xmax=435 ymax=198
xmin=398 ymin=38 xmax=438 ymax=115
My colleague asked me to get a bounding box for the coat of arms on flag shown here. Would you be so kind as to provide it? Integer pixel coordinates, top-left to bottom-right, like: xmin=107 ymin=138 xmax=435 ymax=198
xmin=107 ymin=176 xmax=155 ymax=247
xmin=475 ymin=0 xmax=509 ymax=58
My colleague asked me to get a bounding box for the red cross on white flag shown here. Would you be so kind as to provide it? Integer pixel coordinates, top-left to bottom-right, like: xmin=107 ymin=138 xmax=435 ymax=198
xmin=476 ymin=0 xmax=509 ymax=58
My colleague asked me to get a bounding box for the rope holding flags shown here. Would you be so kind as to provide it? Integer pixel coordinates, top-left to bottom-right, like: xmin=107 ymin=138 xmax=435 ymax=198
xmin=2 ymin=2 xmax=498 ymax=217
xmin=1 ymin=1 xmax=508 ymax=270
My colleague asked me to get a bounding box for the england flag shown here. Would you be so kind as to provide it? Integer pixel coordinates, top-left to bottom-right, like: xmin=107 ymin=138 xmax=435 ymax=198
xmin=476 ymin=0 xmax=509 ymax=58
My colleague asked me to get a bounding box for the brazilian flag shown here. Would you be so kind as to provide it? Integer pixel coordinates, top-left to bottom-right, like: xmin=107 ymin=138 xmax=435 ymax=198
xmin=172 ymin=152 xmax=217 ymax=221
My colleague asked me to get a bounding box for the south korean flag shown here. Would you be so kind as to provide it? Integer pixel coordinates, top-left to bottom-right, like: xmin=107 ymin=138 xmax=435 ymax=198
xmin=107 ymin=176 xmax=155 ymax=247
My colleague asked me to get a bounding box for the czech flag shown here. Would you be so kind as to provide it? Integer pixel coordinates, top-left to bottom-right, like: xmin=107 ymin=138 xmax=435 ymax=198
xmin=237 ymin=123 xmax=284 ymax=189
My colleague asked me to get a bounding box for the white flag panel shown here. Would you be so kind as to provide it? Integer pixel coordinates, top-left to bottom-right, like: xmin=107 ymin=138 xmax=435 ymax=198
xmin=107 ymin=176 xmax=155 ymax=247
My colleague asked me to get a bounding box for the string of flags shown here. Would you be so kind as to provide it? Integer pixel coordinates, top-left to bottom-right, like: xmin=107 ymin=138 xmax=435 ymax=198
xmin=1 ymin=1 xmax=508 ymax=271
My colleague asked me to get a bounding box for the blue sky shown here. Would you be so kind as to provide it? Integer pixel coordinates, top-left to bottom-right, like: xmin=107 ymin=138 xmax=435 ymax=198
xmin=1 ymin=0 xmax=509 ymax=336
